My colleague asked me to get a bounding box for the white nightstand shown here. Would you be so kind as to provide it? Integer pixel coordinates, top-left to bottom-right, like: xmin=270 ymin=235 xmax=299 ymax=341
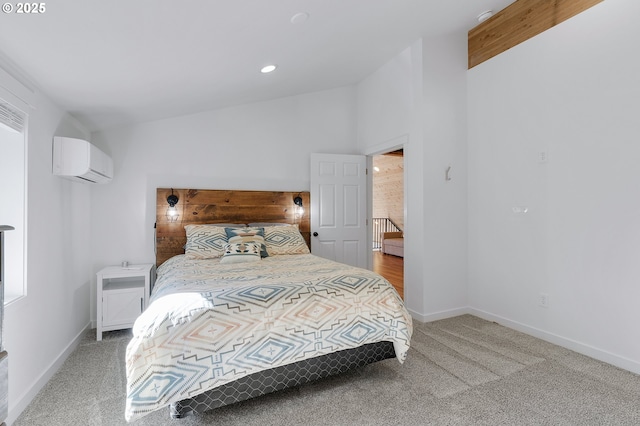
xmin=96 ymin=263 xmax=155 ymax=341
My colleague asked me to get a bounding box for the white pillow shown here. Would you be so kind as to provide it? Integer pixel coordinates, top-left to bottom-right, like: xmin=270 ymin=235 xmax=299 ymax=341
xmin=264 ymin=224 xmax=310 ymax=255
xmin=184 ymin=225 xmax=228 ymax=259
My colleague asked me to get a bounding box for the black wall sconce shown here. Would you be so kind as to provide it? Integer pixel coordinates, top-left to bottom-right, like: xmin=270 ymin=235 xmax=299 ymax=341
xmin=293 ymin=195 xmax=304 ymax=217
xmin=166 ymin=189 xmax=179 ymax=222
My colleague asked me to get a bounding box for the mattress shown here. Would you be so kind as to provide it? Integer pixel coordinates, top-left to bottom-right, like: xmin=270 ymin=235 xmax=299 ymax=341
xmin=125 ymin=253 xmax=412 ymax=421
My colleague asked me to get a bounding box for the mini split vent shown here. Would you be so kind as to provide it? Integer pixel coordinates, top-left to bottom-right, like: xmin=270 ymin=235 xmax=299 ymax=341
xmin=52 ymin=137 xmax=114 ymax=184
xmin=0 ymin=100 xmax=25 ymax=133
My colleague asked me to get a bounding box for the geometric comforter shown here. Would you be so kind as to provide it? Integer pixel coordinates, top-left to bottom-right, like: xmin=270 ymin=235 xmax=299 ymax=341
xmin=124 ymin=254 xmax=412 ymax=422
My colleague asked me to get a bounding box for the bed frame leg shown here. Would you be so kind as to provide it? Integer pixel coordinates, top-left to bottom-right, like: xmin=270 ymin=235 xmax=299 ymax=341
xmin=170 ymin=403 xmax=189 ymax=419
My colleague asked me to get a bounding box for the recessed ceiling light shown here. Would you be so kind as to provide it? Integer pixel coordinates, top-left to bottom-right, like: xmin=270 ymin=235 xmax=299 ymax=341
xmin=261 ymin=64 xmax=277 ymax=73
xmin=477 ymin=10 xmax=494 ymax=23
xmin=291 ymin=12 xmax=309 ymax=24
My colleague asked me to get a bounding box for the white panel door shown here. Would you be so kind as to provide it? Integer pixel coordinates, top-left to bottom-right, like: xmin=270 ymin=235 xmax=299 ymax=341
xmin=310 ymin=153 xmax=367 ymax=268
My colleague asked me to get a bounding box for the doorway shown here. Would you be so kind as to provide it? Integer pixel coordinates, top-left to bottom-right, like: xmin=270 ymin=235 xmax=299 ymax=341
xmin=371 ymin=149 xmax=404 ymax=297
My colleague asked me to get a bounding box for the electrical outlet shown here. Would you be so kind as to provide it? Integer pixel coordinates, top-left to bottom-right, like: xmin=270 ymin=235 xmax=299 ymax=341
xmin=539 ymin=293 xmax=549 ymax=308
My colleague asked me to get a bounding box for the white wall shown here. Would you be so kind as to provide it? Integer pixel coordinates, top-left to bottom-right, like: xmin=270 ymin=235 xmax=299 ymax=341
xmin=1 ymin=67 xmax=92 ymax=423
xmin=357 ymin=42 xmax=425 ymax=317
xmin=468 ymin=0 xmax=640 ymax=373
xmin=357 ymin=34 xmax=468 ymax=321
xmin=421 ymin=34 xmax=469 ymax=318
xmin=89 ymin=86 xmax=359 ymax=323
xmin=357 ymin=46 xmax=414 ymax=147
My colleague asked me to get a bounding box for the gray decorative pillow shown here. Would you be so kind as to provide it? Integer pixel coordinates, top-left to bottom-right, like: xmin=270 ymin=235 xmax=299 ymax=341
xmin=225 ymin=227 xmax=268 ymax=258
xmin=264 ymin=224 xmax=310 ymax=255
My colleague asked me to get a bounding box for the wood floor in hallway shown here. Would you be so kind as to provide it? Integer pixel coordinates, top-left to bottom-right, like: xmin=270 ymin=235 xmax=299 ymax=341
xmin=373 ymin=250 xmax=403 ymax=299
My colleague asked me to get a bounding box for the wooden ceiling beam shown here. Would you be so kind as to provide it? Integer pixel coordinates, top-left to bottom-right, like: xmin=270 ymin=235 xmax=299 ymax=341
xmin=468 ymin=0 xmax=603 ymax=69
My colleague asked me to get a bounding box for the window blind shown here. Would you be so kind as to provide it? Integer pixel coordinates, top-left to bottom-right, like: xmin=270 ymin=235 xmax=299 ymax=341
xmin=0 ymin=100 xmax=25 ymax=133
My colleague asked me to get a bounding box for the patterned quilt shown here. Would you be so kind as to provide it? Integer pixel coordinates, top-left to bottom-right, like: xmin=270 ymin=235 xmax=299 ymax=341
xmin=125 ymin=254 xmax=412 ymax=422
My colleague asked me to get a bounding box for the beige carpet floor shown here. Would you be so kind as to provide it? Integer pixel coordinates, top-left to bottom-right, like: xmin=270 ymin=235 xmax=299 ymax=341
xmin=14 ymin=315 xmax=640 ymax=425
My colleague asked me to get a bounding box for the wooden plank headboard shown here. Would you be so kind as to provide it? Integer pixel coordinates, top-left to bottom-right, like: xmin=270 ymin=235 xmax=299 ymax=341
xmin=155 ymin=188 xmax=310 ymax=266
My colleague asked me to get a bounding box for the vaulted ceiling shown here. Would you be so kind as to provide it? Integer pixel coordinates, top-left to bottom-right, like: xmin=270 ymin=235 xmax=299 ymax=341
xmin=0 ymin=0 xmax=514 ymax=131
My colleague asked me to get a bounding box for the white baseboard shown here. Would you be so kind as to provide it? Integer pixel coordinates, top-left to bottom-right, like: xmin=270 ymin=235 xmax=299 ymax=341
xmin=468 ymin=308 xmax=640 ymax=375
xmin=6 ymin=323 xmax=90 ymax=425
xmin=409 ymin=307 xmax=469 ymax=324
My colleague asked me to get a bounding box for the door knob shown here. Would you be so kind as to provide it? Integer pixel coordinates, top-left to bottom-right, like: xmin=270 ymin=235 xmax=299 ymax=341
xmin=313 ymin=232 xmax=318 ymax=237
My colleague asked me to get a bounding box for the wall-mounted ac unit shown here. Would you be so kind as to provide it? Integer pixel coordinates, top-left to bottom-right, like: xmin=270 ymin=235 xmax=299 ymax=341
xmin=52 ymin=137 xmax=113 ymax=184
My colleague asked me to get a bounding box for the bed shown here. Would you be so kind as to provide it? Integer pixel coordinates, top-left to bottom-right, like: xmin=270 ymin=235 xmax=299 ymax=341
xmin=124 ymin=189 xmax=412 ymax=421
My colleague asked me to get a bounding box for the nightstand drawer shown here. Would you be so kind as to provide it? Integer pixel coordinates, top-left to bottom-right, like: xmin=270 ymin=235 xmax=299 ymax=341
xmin=102 ymin=286 xmax=144 ymax=328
